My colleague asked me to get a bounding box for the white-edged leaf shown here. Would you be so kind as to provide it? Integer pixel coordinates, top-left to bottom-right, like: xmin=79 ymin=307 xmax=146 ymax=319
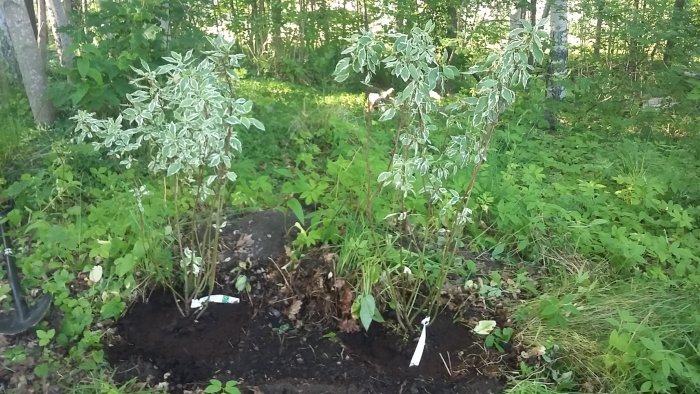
xmin=378 ymin=108 xmax=396 ymax=122
xmin=250 ymin=118 xmax=265 ymax=130
xmin=166 ymin=161 xmax=182 ymax=176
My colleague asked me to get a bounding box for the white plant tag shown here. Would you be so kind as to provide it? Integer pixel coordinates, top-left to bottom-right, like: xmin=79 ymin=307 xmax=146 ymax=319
xmin=409 ymin=316 xmax=430 ymax=367
xmin=190 ymin=295 xmax=240 ymax=309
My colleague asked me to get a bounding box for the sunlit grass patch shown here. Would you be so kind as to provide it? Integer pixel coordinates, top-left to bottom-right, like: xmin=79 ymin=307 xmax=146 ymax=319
xmin=515 ymin=254 xmax=700 ymax=393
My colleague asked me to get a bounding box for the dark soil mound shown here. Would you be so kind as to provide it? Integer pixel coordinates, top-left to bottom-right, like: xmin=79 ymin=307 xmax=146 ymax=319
xmin=105 ymin=210 xmax=513 ymax=393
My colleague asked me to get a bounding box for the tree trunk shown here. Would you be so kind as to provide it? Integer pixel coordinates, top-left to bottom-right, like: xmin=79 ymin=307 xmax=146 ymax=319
xmin=544 ymin=0 xmax=567 ymax=130
xmin=510 ymin=1 xmax=527 ymax=30
xmin=664 ymin=0 xmax=686 ymax=62
xmin=37 ymin=0 xmax=48 ymax=65
xmin=0 ymin=5 xmax=21 ymax=80
xmin=270 ymin=0 xmax=281 ymax=49
xmin=541 ymin=0 xmax=551 ymax=19
xmin=160 ymin=1 xmax=170 ymax=49
xmin=81 ymin=0 xmax=87 ymax=34
xmin=46 ymin=0 xmax=73 ymax=66
xmin=627 ymin=0 xmax=641 ymax=76
xmin=444 ymin=2 xmax=458 ymax=63
xmin=529 ymin=0 xmax=536 ymax=26
xmin=593 ymin=0 xmax=604 ymax=57
xmin=361 ymin=0 xmax=368 ymax=30
xmin=250 ymin=0 xmax=258 ymax=51
xmin=23 ymin=0 xmax=37 ymax=38
xmin=298 ymin=0 xmax=306 ymax=61
xmin=547 ymin=0 xmax=567 ymax=101
xmin=2 ymin=0 xmax=56 ymax=124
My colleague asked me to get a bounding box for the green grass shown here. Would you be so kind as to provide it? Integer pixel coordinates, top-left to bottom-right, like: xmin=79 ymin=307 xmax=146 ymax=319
xmin=2 ymin=75 xmax=699 ymax=393
xmin=514 ymin=258 xmax=700 ymax=393
xmin=0 ymin=75 xmax=33 ymax=170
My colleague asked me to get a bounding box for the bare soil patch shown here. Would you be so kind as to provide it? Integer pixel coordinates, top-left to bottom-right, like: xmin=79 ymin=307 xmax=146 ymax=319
xmin=103 ymin=210 xmax=518 ymax=393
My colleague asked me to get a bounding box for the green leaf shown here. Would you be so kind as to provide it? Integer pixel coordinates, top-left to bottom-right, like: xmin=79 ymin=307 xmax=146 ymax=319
xmin=492 ymin=244 xmax=505 ymax=258
xmin=334 ymin=58 xmax=350 ymax=75
xmin=400 ymin=66 xmax=410 ymax=82
xmin=359 ymin=294 xmax=376 ymax=331
xmin=334 ymin=72 xmax=349 ymax=83
xmin=287 ymin=198 xmax=304 ymax=224
xmin=132 ymin=239 xmax=146 ymax=259
xmin=115 ymin=254 xmax=136 ymax=277
xmin=205 ymin=379 xmax=222 ymax=393
xmin=274 ymin=168 xmax=293 ymax=178
xmin=87 ymin=68 xmax=103 ymax=85
xmin=224 ymin=381 xmax=241 ymax=394
xmin=100 ymin=296 xmax=126 ymax=319
xmin=501 ymin=327 xmax=513 ymax=340
xmin=590 ymin=218 xmax=609 ymax=226
xmin=373 ymin=308 xmax=385 ymax=323
xmin=532 ymin=45 xmax=544 ymax=65
xmin=77 ymin=57 xmax=90 ymax=78
xmin=70 ymin=84 xmax=89 ymax=105
xmin=235 ymin=275 xmax=248 ymax=292
xmin=501 ymin=87 xmax=515 ymax=104
xmin=408 ymin=64 xmax=420 ymax=80
xmin=34 ymin=363 xmax=50 ymax=378
xmin=37 ymin=329 xmax=55 ymax=346
xmin=443 ymin=65 xmax=458 ymax=79
xmin=250 ymin=118 xmax=265 ymax=130
xmin=479 ymin=79 xmax=498 ymax=89
xmin=166 ymin=162 xmax=182 ymax=176
xmin=427 ymin=67 xmax=439 ymax=86
xmin=378 ymin=108 xmax=396 ymax=122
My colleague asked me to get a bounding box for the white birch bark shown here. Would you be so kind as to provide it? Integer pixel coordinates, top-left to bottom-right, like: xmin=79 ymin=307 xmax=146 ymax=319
xmin=37 ymin=0 xmax=48 ymax=65
xmin=0 ymin=6 xmax=21 ymax=80
xmin=510 ymin=1 xmax=527 ymax=30
xmin=547 ymin=0 xmax=567 ymax=100
xmin=47 ymin=0 xmax=73 ymax=66
xmin=2 ymin=0 xmax=56 ymax=123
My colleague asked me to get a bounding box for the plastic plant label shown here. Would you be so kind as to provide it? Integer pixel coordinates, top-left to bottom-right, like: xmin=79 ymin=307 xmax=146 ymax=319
xmin=409 ymin=316 xmax=430 ymax=367
xmin=190 ymin=295 xmax=241 ymax=309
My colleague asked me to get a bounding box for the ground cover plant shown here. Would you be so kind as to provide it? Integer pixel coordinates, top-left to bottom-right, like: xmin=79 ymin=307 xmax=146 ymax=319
xmin=1 ymin=1 xmax=700 ymax=393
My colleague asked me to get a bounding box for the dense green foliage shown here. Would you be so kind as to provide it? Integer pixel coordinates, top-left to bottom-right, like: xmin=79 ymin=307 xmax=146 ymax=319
xmin=1 ymin=0 xmax=699 ymax=392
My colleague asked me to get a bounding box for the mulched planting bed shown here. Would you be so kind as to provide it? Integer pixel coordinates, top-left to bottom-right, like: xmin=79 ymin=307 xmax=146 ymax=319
xmin=100 ymin=210 xmax=519 ymax=393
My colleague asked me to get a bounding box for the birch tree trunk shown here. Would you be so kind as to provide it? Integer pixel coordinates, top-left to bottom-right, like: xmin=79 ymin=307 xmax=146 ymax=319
xmin=547 ymin=0 xmax=567 ymax=101
xmin=47 ymin=0 xmax=73 ymax=66
xmin=23 ymin=0 xmax=37 ymax=37
xmin=510 ymin=1 xmax=527 ymax=30
xmin=0 ymin=6 xmax=21 ymax=80
xmin=2 ymin=0 xmax=56 ymax=124
xmin=37 ymin=0 xmax=48 ymax=65
xmin=541 ymin=0 xmax=551 ymax=19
